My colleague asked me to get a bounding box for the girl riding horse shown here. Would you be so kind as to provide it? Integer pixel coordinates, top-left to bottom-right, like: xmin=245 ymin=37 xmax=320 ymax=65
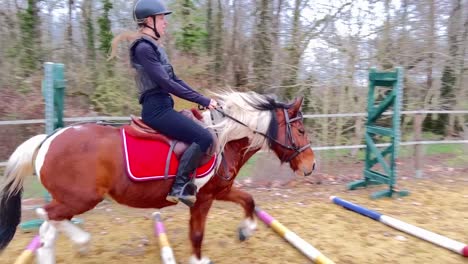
xmin=127 ymin=0 xmax=219 ymax=206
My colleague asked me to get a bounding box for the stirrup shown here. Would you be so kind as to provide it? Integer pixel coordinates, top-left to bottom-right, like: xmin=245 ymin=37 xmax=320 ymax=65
xmin=166 ymin=182 xmax=197 ymax=206
xmin=179 ymin=196 xmax=196 ymax=207
xmin=166 ymin=195 xmax=180 ymax=203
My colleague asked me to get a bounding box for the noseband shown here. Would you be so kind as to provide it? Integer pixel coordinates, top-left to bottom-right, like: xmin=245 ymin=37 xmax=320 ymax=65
xmin=214 ymin=108 xmax=311 ymax=163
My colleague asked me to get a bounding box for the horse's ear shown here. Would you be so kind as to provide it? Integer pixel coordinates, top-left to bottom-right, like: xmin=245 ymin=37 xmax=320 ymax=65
xmin=288 ymin=97 xmax=303 ymax=116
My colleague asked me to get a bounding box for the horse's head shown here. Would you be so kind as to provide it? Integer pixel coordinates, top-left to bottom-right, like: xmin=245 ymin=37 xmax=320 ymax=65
xmin=269 ymin=97 xmax=315 ymax=176
xmin=207 ymin=91 xmax=316 ymax=177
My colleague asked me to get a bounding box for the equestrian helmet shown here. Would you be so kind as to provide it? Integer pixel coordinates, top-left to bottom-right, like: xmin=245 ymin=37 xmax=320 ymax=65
xmin=133 ymin=0 xmax=172 ymax=23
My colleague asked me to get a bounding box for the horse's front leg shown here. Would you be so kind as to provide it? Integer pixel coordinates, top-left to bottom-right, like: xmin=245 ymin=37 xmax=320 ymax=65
xmin=189 ymin=199 xmax=214 ymax=264
xmin=215 ymin=187 xmax=256 ymax=241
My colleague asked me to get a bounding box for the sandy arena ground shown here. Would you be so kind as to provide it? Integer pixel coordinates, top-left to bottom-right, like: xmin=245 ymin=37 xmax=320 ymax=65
xmin=1 ymin=153 xmax=468 ymax=264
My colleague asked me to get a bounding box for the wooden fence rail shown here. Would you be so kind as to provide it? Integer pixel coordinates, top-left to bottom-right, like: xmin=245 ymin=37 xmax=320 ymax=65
xmin=1 ymin=111 xmax=467 ymax=177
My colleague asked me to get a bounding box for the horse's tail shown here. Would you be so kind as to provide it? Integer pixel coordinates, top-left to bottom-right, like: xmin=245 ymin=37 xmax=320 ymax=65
xmin=0 ymin=134 xmax=47 ymax=251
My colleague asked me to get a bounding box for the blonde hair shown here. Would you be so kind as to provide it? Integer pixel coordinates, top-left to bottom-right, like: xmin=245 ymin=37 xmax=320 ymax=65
xmin=108 ymin=16 xmax=166 ymax=61
xmin=108 ymin=31 xmax=144 ymax=60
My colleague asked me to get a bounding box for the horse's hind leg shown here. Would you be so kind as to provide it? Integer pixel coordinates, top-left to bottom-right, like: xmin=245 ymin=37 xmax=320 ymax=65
xmin=215 ymin=188 xmax=256 ymax=241
xmin=36 ymin=218 xmax=58 ymax=264
xmin=35 ymin=208 xmax=91 ymax=264
xmin=38 ymin=196 xmax=102 ymax=254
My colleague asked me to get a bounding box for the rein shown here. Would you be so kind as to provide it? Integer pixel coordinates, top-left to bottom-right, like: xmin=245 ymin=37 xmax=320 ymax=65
xmin=213 ymin=107 xmax=311 ymax=163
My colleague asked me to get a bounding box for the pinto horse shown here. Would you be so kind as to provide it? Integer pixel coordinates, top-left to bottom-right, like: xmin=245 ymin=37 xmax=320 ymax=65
xmin=0 ymin=91 xmax=315 ymax=264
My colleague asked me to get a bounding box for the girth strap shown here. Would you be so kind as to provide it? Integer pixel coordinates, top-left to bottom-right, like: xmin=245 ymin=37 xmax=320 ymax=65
xmin=164 ymin=140 xmax=177 ymax=180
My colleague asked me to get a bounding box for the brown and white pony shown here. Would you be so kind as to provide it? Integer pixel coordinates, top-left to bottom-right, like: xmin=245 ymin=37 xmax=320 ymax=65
xmin=0 ymin=91 xmax=315 ymax=264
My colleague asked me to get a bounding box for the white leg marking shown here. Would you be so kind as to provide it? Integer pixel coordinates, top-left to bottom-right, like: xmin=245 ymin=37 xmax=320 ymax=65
xmin=189 ymin=255 xmax=212 ymax=264
xmin=36 ymin=221 xmax=58 ymax=264
xmin=239 ymin=217 xmax=257 ymax=239
xmin=36 ymin=208 xmax=49 ymax=221
xmin=54 ymin=220 xmax=91 ymax=254
xmin=36 ymin=208 xmax=91 ymax=255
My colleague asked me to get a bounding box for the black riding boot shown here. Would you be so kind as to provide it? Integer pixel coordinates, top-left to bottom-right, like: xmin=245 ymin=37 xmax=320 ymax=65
xmin=166 ymin=143 xmax=204 ymax=207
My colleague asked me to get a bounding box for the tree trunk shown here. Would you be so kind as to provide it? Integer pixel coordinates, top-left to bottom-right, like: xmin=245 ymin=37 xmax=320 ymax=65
xmin=65 ymin=0 xmax=74 ymax=64
xmin=83 ymin=0 xmax=96 ymax=65
xmin=229 ymin=0 xmax=247 ymax=87
xmin=419 ymin=0 xmax=435 ymax=131
xmin=213 ymin=0 xmax=224 ymax=83
xmin=282 ymin=0 xmax=302 ymax=98
xmin=98 ymin=0 xmax=114 ymax=76
xmin=455 ymin=13 xmax=468 ymax=138
xmin=378 ymin=0 xmax=393 ymax=70
xmin=269 ymin=0 xmax=284 ymax=89
xmin=438 ymin=0 xmax=462 ymax=135
xmin=18 ymin=0 xmax=41 ymax=76
xmin=82 ymin=0 xmax=97 ymax=90
xmin=205 ymin=0 xmax=213 ymax=85
xmin=253 ymin=0 xmax=273 ymax=92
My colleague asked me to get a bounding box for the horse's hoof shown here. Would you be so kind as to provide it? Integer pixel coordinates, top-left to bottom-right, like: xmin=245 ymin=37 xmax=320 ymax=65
xmin=74 ymin=241 xmax=91 ymax=256
xmin=189 ymin=255 xmax=212 ymax=264
xmin=238 ymin=227 xmax=247 ymax=242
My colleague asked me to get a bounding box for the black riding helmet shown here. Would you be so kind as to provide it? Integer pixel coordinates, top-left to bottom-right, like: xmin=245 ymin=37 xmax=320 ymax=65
xmin=133 ymin=0 xmax=172 ymax=39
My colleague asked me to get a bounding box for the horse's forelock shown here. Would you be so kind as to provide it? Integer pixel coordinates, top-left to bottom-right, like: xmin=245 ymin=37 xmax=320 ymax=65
xmin=266 ymin=110 xmax=279 ymax=147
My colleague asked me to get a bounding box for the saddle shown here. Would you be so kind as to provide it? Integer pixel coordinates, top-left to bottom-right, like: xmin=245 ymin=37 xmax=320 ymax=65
xmin=123 ymin=109 xmax=218 ymax=164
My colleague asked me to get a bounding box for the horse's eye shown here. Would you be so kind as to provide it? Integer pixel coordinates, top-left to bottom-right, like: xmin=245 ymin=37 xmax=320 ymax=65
xmin=298 ymin=129 xmax=305 ymax=135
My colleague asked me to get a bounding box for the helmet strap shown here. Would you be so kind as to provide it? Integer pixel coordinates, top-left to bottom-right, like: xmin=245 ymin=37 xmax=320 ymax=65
xmin=142 ymin=15 xmax=160 ymax=40
xmin=153 ymin=16 xmax=161 ymax=39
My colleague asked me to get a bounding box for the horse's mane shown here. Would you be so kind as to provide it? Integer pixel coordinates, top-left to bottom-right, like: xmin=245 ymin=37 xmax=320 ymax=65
xmin=206 ymin=91 xmax=291 ymax=153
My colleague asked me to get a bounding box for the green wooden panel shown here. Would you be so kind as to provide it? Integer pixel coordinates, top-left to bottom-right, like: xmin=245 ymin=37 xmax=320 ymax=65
xmin=368 ymin=94 xmax=395 ymax=123
xmin=373 ymin=80 xmax=395 ymax=87
xmin=365 ymin=134 xmax=391 ymax=175
xmin=366 ymin=126 xmax=394 ymax=137
xmin=369 ymin=71 xmax=397 ymax=82
xmin=364 ymin=170 xmax=391 ymax=185
xmin=368 ymin=145 xmax=394 ymax=167
xmin=349 ymin=67 xmax=409 ymax=198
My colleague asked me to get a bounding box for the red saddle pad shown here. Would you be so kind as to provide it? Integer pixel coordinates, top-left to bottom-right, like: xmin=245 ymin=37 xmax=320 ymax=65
xmin=121 ymin=129 xmax=217 ymax=181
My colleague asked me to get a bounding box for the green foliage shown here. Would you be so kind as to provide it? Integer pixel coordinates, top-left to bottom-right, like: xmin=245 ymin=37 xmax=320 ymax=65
xmin=90 ymin=73 xmax=140 ymax=115
xmin=237 ymin=153 xmax=260 ymax=179
xmin=424 ymin=143 xmax=464 ymax=155
xmin=172 ymin=0 xmax=208 ymax=54
xmin=86 ymin=15 xmax=96 ymax=62
xmin=23 ymin=176 xmax=47 ymax=199
xmin=17 ymin=0 xmax=39 ymax=76
xmin=98 ymin=0 xmax=114 ymax=56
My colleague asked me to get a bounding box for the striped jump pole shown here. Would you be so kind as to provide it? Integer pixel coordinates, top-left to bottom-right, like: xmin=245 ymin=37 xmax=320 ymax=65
xmin=152 ymin=212 xmax=176 ymax=264
xmin=255 ymin=207 xmax=335 ymax=264
xmin=330 ymin=196 xmax=468 ymax=257
xmin=14 ymin=235 xmax=41 ymax=264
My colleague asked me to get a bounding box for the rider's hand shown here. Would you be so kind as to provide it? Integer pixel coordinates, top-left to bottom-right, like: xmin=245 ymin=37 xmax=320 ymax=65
xmin=208 ymin=99 xmax=218 ymax=109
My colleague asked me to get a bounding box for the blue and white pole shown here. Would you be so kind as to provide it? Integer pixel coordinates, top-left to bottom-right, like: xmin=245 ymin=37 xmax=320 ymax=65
xmin=330 ymin=196 xmax=468 ymax=257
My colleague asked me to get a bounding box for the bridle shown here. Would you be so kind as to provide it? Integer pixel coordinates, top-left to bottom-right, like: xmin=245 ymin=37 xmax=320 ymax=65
xmin=214 ymin=108 xmax=311 ymax=163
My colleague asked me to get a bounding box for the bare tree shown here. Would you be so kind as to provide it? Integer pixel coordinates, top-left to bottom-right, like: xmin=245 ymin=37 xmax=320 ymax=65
xmin=252 ymin=0 xmax=273 ymax=92
xmin=213 ymin=0 xmax=224 ymax=83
